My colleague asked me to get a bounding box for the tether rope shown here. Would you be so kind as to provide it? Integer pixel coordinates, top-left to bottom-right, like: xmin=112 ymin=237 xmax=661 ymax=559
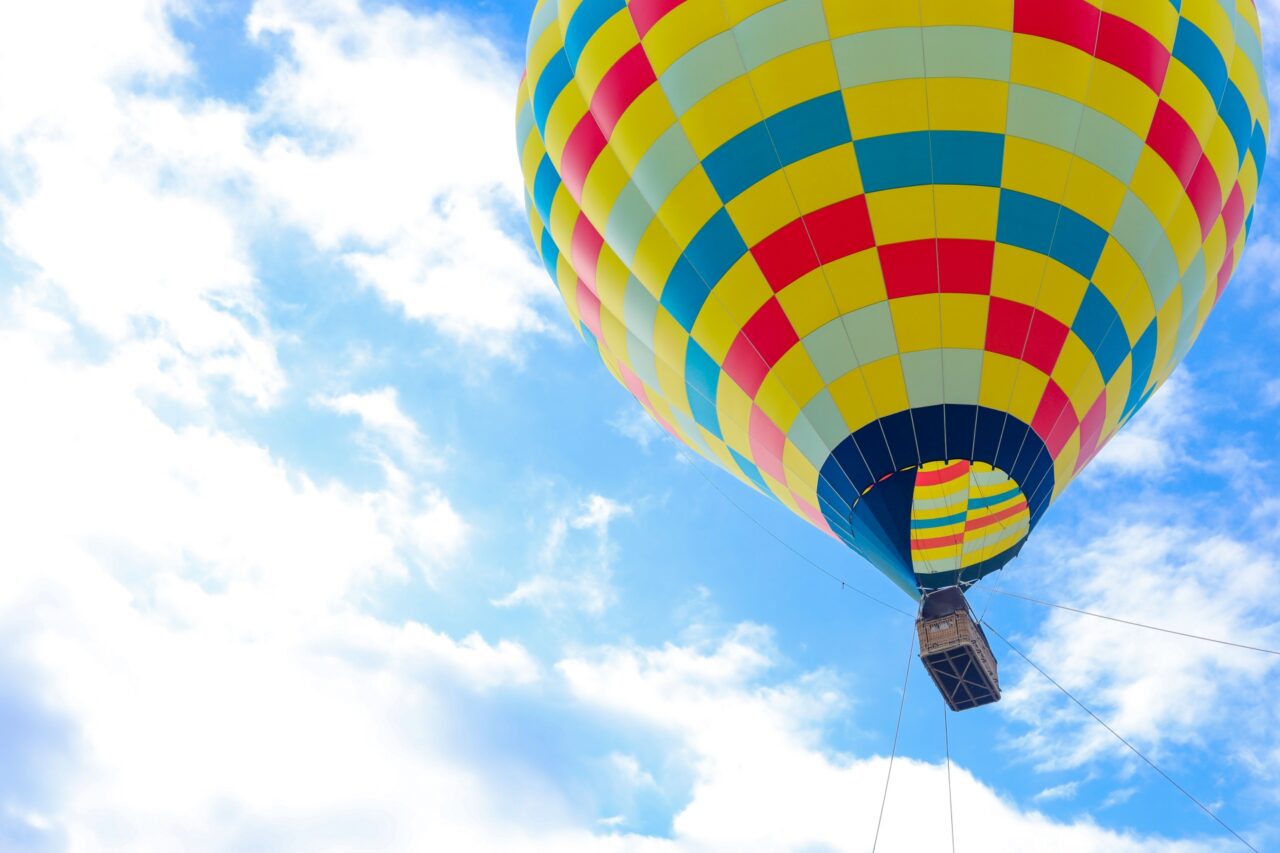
xmin=872 ymin=627 xmax=917 ymax=852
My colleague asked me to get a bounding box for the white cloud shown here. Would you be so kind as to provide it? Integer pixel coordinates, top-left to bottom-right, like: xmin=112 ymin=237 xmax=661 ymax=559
xmin=1264 ymin=378 xmax=1280 ymax=407
xmin=1035 ymin=781 xmax=1081 ymax=802
xmin=999 ymin=521 xmax=1280 ymax=781
xmin=559 ymin=626 xmax=1227 ymax=852
xmin=611 ymin=406 xmax=666 ymax=451
xmin=494 ymin=495 xmax=633 ymax=615
xmin=1087 ymin=373 xmax=1193 ymax=479
xmin=245 ymin=0 xmax=558 ymax=355
xmin=318 ymin=386 xmax=434 ymax=467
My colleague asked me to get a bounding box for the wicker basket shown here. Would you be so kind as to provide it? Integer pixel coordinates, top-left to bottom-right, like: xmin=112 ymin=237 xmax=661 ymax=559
xmin=917 ymin=588 xmax=1001 ymax=711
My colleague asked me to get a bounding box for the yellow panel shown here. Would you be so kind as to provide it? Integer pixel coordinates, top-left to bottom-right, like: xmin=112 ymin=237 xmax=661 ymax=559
xmin=718 ymin=372 xmax=755 ymax=449
xmin=978 ymin=351 xmax=1020 ymax=410
xmin=1050 ymin=335 xmax=1105 ymax=412
xmin=1151 ymin=285 xmax=1182 ymax=378
xmin=783 ymin=441 xmax=821 ymax=493
xmin=1002 ymin=137 xmax=1072 ymax=202
xmin=609 ymin=86 xmax=678 ymax=170
xmin=680 ymin=76 xmax=761 ymax=156
xmin=1085 ymin=62 xmax=1159 ymax=138
xmin=1011 ymin=35 xmax=1093 ymax=102
xmin=1128 ymin=148 xmax=1183 ymax=225
xmin=655 ymin=168 xmax=724 ymax=246
xmin=862 ymin=355 xmax=912 ymax=415
xmin=691 ymin=302 xmax=740 ymax=361
xmin=1062 ymin=158 xmax=1128 ymax=231
xmin=991 ymin=244 xmax=1048 ymax=306
xmin=710 ymin=254 xmax=775 ymax=324
xmin=829 ymin=367 xmax=879 ymax=430
xmin=934 ymin=186 xmax=999 ymax=240
xmin=1006 ymin=366 xmax=1050 ymax=426
xmin=726 ymin=170 xmax=802 ymax=245
xmin=786 ymin=143 xmax=863 ymax=213
xmin=1035 ymin=261 xmax=1090 ymax=328
xmin=866 ymin=186 xmax=938 ymax=243
xmin=1094 ymin=243 xmax=1153 ymax=341
xmin=772 ymin=344 xmax=828 ymax=412
xmin=1165 ymin=200 xmax=1203 ymax=272
xmin=642 ymin=0 xmax=730 ymax=76
xmin=1202 ymin=122 xmax=1240 ymax=198
xmin=1160 ymin=63 xmax=1219 ymax=144
xmin=826 ymin=249 xmax=889 ymax=313
xmin=580 ymin=153 xmax=631 ymax=226
xmin=939 ymin=295 xmax=988 ymax=349
xmin=889 ymin=294 xmax=943 ymax=352
xmin=920 ymin=0 xmax=1012 ymax=26
xmin=572 ymin=10 xmax=636 ymax=96
xmin=754 ymin=370 xmax=803 ymax=431
xmin=1107 ymin=0 xmax=1178 ymax=45
xmin=777 ymin=269 xmax=841 ymax=337
xmin=748 ymin=43 xmax=841 ymax=117
xmin=926 ymin=78 xmax=1009 ymax=134
xmin=823 ymin=0 xmax=920 ymax=36
xmin=844 ymin=80 xmax=930 ymax=139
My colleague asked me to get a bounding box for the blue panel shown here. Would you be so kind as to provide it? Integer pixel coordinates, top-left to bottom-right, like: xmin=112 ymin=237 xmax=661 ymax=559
xmin=1172 ymin=18 xmax=1228 ymax=99
xmin=533 ymin=155 xmax=562 ymax=220
xmin=540 ymin=229 xmax=560 ymax=279
xmin=1250 ymin=122 xmax=1268 ymax=179
xmin=911 ymin=511 xmax=967 ymax=530
xmin=685 ymin=208 xmax=748 ymax=285
xmin=1072 ymin=285 xmax=1131 ymax=382
xmin=855 ymin=132 xmax=933 ymax=192
xmin=767 ymin=92 xmax=852 ymax=166
xmin=730 ymin=448 xmax=769 ymax=490
xmin=968 ymin=486 xmax=1021 ymax=510
xmin=1051 ymin=208 xmax=1109 ymax=279
xmin=703 ymin=122 xmax=779 ymax=202
xmin=563 ymin=0 xmax=625 ymax=67
xmin=1124 ymin=320 xmax=1159 ymax=417
xmin=912 ymin=405 xmax=947 ymax=463
xmin=997 ymin=190 xmax=1059 ymax=255
xmin=533 ymin=51 xmax=574 ymax=130
xmin=684 ymin=339 xmax=722 ymax=436
xmin=1218 ymin=83 xmax=1253 ymax=165
xmin=659 ymin=257 xmax=710 ymax=331
xmin=931 ymin=131 xmax=1004 ymax=187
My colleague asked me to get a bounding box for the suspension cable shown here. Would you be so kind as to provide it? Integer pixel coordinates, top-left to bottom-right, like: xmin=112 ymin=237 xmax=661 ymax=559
xmin=982 ymin=620 xmax=1258 ymax=852
xmin=872 ymin=628 xmax=917 ymax=852
xmin=943 ymin=702 xmax=955 ymax=853
xmin=984 ymin=587 xmax=1280 ymax=656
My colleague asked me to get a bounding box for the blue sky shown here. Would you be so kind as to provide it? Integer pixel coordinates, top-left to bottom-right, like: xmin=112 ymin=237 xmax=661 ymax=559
xmin=0 ymin=0 xmax=1278 ymax=850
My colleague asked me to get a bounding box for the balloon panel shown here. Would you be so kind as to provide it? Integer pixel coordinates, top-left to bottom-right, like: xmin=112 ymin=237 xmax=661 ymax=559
xmin=515 ymin=0 xmax=1268 ymax=597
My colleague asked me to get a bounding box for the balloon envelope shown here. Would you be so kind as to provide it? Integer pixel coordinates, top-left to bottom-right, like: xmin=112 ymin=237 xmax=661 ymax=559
xmin=516 ymin=0 xmax=1268 ymax=597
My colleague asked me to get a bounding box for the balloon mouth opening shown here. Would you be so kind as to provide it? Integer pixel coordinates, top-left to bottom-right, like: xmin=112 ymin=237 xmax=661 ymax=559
xmin=817 ymin=405 xmax=1054 ymax=595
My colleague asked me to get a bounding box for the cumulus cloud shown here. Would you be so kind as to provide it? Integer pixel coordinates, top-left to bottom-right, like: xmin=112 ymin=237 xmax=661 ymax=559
xmin=559 ymin=626 xmax=1228 ymax=852
xmin=998 ymin=521 xmax=1280 ymax=782
xmin=1086 ymin=372 xmax=1195 ymax=479
xmin=318 ymin=386 xmax=435 ymax=468
xmin=494 ymin=495 xmax=633 ymax=615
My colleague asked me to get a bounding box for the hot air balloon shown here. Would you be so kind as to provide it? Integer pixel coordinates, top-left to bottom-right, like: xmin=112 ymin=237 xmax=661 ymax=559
xmin=515 ymin=0 xmax=1268 ymax=709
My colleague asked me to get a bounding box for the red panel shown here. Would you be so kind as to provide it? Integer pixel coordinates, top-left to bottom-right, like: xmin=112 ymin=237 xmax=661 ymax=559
xmin=1031 ymin=379 xmax=1077 ymax=454
xmin=1217 ymin=245 xmax=1235 ymax=300
xmin=1222 ymin=183 xmax=1245 ymax=247
xmin=806 ymin=195 xmax=875 ymax=264
xmin=628 ymin=0 xmax=687 ymax=38
xmin=964 ymin=501 xmax=1029 ymax=532
xmin=743 ymin=298 xmax=800 ymax=367
xmin=880 ymin=240 xmax=938 ymax=299
xmin=752 ymin=219 xmax=820 ymax=292
xmin=1014 ymin=0 xmax=1101 ymax=55
xmin=722 ymin=334 xmax=771 ymax=397
xmin=1023 ymin=309 xmax=1070 ymax=374
xmin=571 ymin=214 xmax=605 ymax=294
xmin=984 ymin=298 xmax=1068 ymax=374
xmin=590 ymin=44 xmax=657 ymax=138
xmin=912 ymin=531 xmax=966 ymax=550
xmin=1186 ymin=159 xmax=1223 ymax=239
xmin=576 ymin=280 xmax=603 ymax=338
xmin=749 ymin=405 xmax=787 ymax=483
xmin=1074 ymin=391 xmax=1108 ymax=469
xmin=1096 ymin=12 xmax=1170 ymax=92
xmin=560 ymin=115 xmax=609 ymax=198
xmin=985 ymin=297 xmax=1033 ymax=359
xmin=1146 ymin=101 xmax=1202 ymax=186
xmin=938 ymin=239 xmax=994 ymax=295
xmin=916 ymin=459 xmax=970 ymax=486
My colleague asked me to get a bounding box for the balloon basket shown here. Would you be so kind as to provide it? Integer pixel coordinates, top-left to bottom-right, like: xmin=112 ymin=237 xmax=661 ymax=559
xmin=917 ymin=587 xmax=1001 ymax=711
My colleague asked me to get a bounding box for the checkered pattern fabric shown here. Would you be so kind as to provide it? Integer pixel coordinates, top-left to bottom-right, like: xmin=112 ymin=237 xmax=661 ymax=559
xmin=515 ymin=0 xmax=1268 ymax=597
